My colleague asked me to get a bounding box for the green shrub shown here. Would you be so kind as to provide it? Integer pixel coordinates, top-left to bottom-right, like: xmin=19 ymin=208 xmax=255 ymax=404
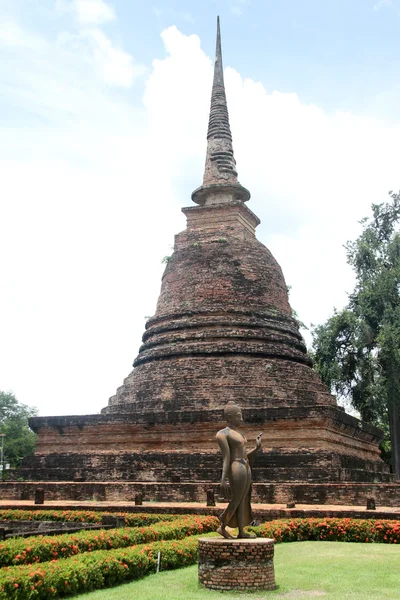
xmin=123 ymin=514 xmax=176 ymax=527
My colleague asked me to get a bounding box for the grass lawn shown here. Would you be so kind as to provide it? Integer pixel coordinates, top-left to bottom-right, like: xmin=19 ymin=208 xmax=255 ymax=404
xmin=76 ymin=541 xmax=400 ymax=599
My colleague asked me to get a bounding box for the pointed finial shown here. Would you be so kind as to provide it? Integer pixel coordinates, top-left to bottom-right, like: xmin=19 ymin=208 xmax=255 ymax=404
xmin=207 ymin=16 xmax=231 ymax=144
xmin=192 ymin=16 xmax=250 ymax=205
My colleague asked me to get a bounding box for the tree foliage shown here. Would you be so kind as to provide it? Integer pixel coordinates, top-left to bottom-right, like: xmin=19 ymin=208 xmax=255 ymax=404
xmin=312 ymin=192 xmax=400 ymax=479
xmin=0 ymin=391 xmax=38 ymax=468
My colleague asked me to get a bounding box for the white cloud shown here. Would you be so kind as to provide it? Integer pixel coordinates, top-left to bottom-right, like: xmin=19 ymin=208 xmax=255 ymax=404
xmin=152 ymin=7 xmax=195 ymax=25
xmin=231 ymin=0 xmax=250 ymax=16
xmin=0 ymin=19 xmax=47 ymax=49
xmin=55 ymin=1 xmax=143 ymax=88
xmin=56 ymin=0 xmax=116 ymax=25
xmin=182 ymin=12 xmax=195 ymax=24
xmin=225 ymin=71 xmax=399 ymax=332
xmin=1 ymin=17 xmax=400 ymax=418
xmin=80 ymin=28 xmax=145 ymax=87
xmin=153 ymin=7 xmax=164 ymax=20
xmin=373 ymin=0 xmax=393 ymax=11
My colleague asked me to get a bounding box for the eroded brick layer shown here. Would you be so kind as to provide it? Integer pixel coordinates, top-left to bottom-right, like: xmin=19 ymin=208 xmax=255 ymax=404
xmin=105 ymin=203 xmax=322 ymax=417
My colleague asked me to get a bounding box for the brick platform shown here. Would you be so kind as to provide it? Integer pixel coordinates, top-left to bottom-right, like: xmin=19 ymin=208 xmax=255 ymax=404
xmin=198 ymin=536 xmax=276 ymax=591
xmin=1 ymin=481 xmax=399 ymax=508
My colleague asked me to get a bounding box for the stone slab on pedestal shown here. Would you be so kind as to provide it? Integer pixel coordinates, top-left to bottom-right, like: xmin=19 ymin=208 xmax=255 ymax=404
xmin=198 ymin=536 xmax=276 ymax=591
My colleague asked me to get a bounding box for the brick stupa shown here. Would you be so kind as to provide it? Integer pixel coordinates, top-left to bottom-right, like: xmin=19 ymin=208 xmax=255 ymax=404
xmin=13 ymin=18 xmax=397 ymax=505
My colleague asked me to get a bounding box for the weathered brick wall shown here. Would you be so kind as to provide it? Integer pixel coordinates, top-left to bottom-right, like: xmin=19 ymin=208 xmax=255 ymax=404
xmin=158 ymin=228 xmax=291 ymax=316
xmin=27 ymin=404 xmax=386 ymax=478
xmin=1 ymin=481 xmax=399 ymax=506
xmin=106 ymin=356 xmax=334 ymax=415
xmin=19 ymin=447 xmax=390 ymax=483
xmin=104 ymin=202 xmax=314 ymax=415
xmin=198 ymin=537 xmax=276 ymax=591
xmin=182 ymin=203 xmax=259 ymax=240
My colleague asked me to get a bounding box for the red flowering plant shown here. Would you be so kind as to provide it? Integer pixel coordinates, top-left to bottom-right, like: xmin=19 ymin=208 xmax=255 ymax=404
xmin=0 ymin=509 xmax=177 ymax=526
xmin=251 ymin=518 xmax=400 ymax=544
xmin=0 ymin=534 xmax=202 ymax=599
xmin=0 ymin=515 xmax=219 ymax=567
xmin=0 ymin=510 xmax=103 ymax=524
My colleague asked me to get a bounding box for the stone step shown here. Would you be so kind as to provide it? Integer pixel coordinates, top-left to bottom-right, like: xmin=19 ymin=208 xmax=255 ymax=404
xmin=1 ymin=481 xmax=399 ymax=507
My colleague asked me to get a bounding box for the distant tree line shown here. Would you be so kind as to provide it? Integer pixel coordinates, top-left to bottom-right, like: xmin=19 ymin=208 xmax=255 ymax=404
xmin=0 ymin=391 xmax=37 ymax=469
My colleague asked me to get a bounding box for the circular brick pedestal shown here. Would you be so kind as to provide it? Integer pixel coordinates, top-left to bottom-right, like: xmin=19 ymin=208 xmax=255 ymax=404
xmin=198 ymin=536 xmax=276 ymax=591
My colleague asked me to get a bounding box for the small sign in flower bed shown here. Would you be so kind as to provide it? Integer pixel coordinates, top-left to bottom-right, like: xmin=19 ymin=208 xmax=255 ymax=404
xmin=0 ymin=515 xmax=218 ymax=567
xmin=251 ymin=517 xmax=400 ymax=544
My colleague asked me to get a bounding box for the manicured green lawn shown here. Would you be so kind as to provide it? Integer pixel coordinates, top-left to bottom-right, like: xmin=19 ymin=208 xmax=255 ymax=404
xmin=76 ymin=541 xmax=400 ymax=599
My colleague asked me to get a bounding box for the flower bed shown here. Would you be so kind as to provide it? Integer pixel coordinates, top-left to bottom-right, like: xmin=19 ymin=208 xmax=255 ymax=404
xmin=252 ymin=517 xmax=400 ymax=544
xmin=0 ymin=515 xmax=219 ymax=567
xmin=0 ymin=534 xmax=201 ymax=600
xmin=0 ymin=515 xmax=399 ymax=600
xmin=0 ymin=509 xmax=175 ymax=526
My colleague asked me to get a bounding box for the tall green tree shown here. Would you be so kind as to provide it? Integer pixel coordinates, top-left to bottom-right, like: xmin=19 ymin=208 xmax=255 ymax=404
xmin=0 ymin=391 xmax=38 ymax=468
xmin=312 ymin=192 xmax=400 ymax=480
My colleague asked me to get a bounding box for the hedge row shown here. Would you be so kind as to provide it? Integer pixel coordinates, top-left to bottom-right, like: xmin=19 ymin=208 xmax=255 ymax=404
xmin=0 ymin=510 xmax=105 ymax=524
xmin=252 ymin=517 xmax=400 ymax=544
xmin=0 ymin=515 xmax=219 ymax=567
xmin=0 ymin=509 xmax=175 ymax=526
xmin=0 ymin=534 xmax=202 ymax=600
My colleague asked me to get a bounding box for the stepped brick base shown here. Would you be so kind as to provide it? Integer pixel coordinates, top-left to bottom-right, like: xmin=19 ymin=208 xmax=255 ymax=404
xmin=21 ymin=404 xmax=391 ymax=486
xmin=198 ymin=537 xmax=276 ymax=591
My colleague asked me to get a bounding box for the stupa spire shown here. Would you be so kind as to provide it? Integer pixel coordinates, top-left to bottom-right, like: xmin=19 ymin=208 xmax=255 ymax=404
xmin=192 ymin=16 xmax=250 ymax=205
xmin=206 ymin=16 xmax=234 ymax=158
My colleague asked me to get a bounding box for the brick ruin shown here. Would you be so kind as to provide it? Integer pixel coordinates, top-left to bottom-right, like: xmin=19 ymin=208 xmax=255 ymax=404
xmin=12 ymin=18 xmax=399 ymax=506
xmin=198 ymin=537 xmax=276 ymax=591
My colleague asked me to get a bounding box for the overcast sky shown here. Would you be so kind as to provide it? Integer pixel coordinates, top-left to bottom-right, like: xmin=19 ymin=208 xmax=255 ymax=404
xmin=1 ymin=0 xmax=400 ymax=417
